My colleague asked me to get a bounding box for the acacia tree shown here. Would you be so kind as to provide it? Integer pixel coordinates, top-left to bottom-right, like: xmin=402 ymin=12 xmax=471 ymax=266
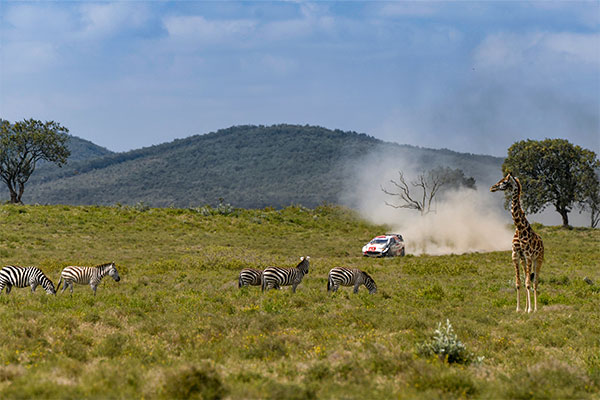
xmin=381 ymin=167 xmax=475 ymax=216
xmin=0 ymin=119 xmax=70 ymax=204
xmin=502 ymin=139 xmax=600 ymax=228
xmin=579 ymin=169 xmax=600 ymax=228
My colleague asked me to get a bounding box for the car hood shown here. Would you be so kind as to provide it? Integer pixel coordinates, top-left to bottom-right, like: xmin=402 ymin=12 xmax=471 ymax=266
xmin=363 ymin=243 xmax=388 ymax=252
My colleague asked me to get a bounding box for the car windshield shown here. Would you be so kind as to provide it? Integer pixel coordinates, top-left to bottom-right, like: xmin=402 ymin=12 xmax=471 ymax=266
xmin=370 ymin=239 xmax=388 ymax=244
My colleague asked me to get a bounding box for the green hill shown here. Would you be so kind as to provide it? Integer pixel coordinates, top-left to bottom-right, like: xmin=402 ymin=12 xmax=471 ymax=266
xmin=65 ymin=135 xmax=114 ymax=161
xmin=15 ymin=125 xmax=502 ymax=208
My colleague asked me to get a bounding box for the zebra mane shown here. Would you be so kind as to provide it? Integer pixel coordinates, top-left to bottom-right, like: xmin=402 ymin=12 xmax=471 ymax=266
xmin=362 ymin=270 xmax=374 ymax=281
xmin=94 ymin=262 xmax=114 ymax=269
xmin=296 ymin=256 xmax=310 ymax=268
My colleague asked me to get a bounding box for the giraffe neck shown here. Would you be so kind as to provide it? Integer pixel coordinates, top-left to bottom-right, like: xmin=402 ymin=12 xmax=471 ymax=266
xmin=511 ymin=177 xmax=531 ymax=232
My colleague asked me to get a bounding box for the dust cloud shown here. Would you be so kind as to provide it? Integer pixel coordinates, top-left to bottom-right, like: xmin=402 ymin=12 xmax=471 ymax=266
xmin=340 ymin=147 xmax=514 ymax=255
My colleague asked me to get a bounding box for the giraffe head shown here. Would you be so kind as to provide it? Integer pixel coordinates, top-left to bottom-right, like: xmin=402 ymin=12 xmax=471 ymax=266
xmin=490 ymin=172 xmax=515 ymax=193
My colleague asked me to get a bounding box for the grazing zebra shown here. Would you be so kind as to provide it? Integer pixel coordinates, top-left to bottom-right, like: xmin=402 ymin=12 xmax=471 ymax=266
xmin=56 ymin=262 xmax=120 ymax=295
xmin=0 ymin=266 xmax=56 ymax=295
xmin=262 ymin=256 xmax=310 ymax=293
xmin=238 ymin=268 xmax=263 ymax=288
xmin=327 ymin=267 xmax=377 ymax=294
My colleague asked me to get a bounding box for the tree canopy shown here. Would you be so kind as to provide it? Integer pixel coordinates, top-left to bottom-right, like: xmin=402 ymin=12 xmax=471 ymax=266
xmin=502 ymin=138 xmax=600 ymax=227
xmin=0 ymin=118 xmax=70 ymax=204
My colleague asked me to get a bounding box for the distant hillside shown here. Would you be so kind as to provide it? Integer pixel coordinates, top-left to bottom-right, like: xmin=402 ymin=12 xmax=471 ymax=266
xmin=65 ymin=136 xmax=114 ymax=161
xmin=12 ymin=125 xmax=503 ymax=208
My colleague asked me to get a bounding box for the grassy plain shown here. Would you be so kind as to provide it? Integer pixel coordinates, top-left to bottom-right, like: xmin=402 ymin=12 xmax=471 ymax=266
xmin=0 ymin=204 xmax=598 ymax=399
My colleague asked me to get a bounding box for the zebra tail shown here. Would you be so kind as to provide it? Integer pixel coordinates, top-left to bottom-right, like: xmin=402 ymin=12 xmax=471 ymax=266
xmin=238 ymin=276 xmax=242 ymax=288
xmin=327 ymin=277 xmax=331 ymax=291
xmin=55 ymin=276 xmax=62 ymax=292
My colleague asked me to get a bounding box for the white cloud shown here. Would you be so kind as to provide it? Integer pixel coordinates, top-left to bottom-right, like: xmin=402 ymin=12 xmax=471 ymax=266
xmin=377 ymin=2 xmax=439 ymax=17
xmin=163 ymin=15 xmax=257 ymax=44
xmin=474 ymin=32 xmax=600 ymax=70
xmin=79 ymin=3 xmax=149 ymax=39
xmin=3 ymin=4 xmax=74 ymax=40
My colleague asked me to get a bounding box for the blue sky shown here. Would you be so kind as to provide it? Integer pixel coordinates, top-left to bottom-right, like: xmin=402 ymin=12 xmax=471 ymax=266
xmin=1 ymin=1 xmax=598 ymax=156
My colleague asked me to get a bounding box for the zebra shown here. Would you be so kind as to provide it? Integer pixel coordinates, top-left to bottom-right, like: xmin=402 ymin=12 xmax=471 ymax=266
xmin=0 ymin=265 xmax=56 ymax=295
xmin=56 ymin=262 xmax=120 ymax=295
xmin=262 ymin=256 xmax=310 ymax=293
xmin=238 ymin=268 xmax=263 ymax=288
xmin=327 ymin=267 xmax=377 ymax=294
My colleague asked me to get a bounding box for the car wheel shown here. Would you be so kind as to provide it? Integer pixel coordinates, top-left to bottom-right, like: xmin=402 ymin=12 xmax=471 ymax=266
xmin=400 ymin=248 xmax=405 ymax=256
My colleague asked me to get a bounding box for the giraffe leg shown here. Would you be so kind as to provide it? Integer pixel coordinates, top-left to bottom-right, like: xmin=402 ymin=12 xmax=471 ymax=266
xmin=525 ymin=257 xmax=533 ymax=313
xmin=512 ymin=250 xmax=521 ymax=312
xmin=533 ymin=257 xmax=542 ymax=312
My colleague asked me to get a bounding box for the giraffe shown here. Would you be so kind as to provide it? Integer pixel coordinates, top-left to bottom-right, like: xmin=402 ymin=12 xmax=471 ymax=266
xmin=490 ymin=172 xmax=544 ymax=312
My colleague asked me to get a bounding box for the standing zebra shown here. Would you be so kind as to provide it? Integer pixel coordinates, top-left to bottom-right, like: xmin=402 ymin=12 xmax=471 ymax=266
xmin=262 ymin=256 xmax=310 ymax=293
xmin=56 ymin=262 xmax=120 ymax=295
xmin=327 ymin=267 xmax=377 ymax=294
xmin=0 ymin=266 xmax=56 ymax=295
xmin=238 ymin=268 xmax=263 ymax=288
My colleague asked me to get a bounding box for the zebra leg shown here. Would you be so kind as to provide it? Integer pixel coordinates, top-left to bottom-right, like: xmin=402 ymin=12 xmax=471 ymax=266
xmin=6 ymin=285 xmax=12 ymax=295
xmin=292 ymin=283 xmax=298 ymax=293
xmin=69 ymin=282 xmax=74 ymax=294
xmin=91 ymin=285 xmax=97 ymax=296
xmin=353 ymin=283 xmax=360 ymax=294
xmin=31 ymin=282 xmax=38 ymax=293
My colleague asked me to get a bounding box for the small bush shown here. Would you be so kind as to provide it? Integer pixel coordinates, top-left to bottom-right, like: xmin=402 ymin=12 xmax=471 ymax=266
xmin=304 ymin=362 xmax=333 ymax=382
xmin=194 ymin=198 xmax=235 ymax=216
xmin=262 ymin=380 xmax=316 ymax=400
xmin=420 ymin=283 xmax=446 ymax=301
xmin=95 ymin=333 xmax=128 ymax=358
xmin=502 ymin=360 xmax=591 ymax=399
xmin=133 ymin=201 xmax=150 ymax=212
xmin=163 ymin=365 xmax=227 ymax=400
xmin=418 ymin=319 xmax=483 ymax=365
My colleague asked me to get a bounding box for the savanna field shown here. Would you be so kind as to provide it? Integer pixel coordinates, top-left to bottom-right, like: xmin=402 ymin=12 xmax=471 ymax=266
xmin=0 ymin=204 xmax=598 ymax=399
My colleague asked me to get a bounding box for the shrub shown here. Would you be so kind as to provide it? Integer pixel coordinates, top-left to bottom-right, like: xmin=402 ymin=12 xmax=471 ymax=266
xmin=418 ymin=319 xmax=483 ymax=365
xmin=163 ymin=365 xmax=227 ymax=400
xmin=133 ymin=201 xmax=150 ymax=212
xmin=194 ymin=198 xmax=235 ymax=216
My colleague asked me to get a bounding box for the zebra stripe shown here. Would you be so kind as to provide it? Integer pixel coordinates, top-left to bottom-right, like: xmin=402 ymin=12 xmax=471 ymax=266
xmin=0 ymin=266 xmax=56 ymax=295
xmin=327 ymin=267 xmax=377 ymax=294
xmin=262 ymin=256 xmax=310 ymax=293
xmin=238 ymin=268 xmax=263 ymax=288
xmin=57 ymin=262 xmax=120 ymax=295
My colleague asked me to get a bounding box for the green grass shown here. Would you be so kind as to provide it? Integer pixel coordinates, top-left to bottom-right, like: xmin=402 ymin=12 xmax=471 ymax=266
xmin=0 ymin=204 xmax=598 ymax=399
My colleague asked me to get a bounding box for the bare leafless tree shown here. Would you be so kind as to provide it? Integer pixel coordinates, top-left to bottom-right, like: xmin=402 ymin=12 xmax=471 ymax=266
xmin=381 ymin=169 xmax=451 ymax=216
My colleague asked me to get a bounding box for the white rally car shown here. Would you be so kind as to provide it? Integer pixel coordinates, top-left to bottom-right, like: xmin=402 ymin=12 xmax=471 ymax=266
xmin=362 ymin=234 xmax=405 ymax=257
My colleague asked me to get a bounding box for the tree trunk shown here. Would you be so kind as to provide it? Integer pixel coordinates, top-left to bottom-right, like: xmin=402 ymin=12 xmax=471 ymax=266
xmin=6 ymin=181 xmax=19 ymax=204
xmin=558 ymin=208 xmax=570 ymax=228
xmin=9 ymin=190 xmax=18 ymax=204
xmin=17 ymin=182 xmax=25 ymax=204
